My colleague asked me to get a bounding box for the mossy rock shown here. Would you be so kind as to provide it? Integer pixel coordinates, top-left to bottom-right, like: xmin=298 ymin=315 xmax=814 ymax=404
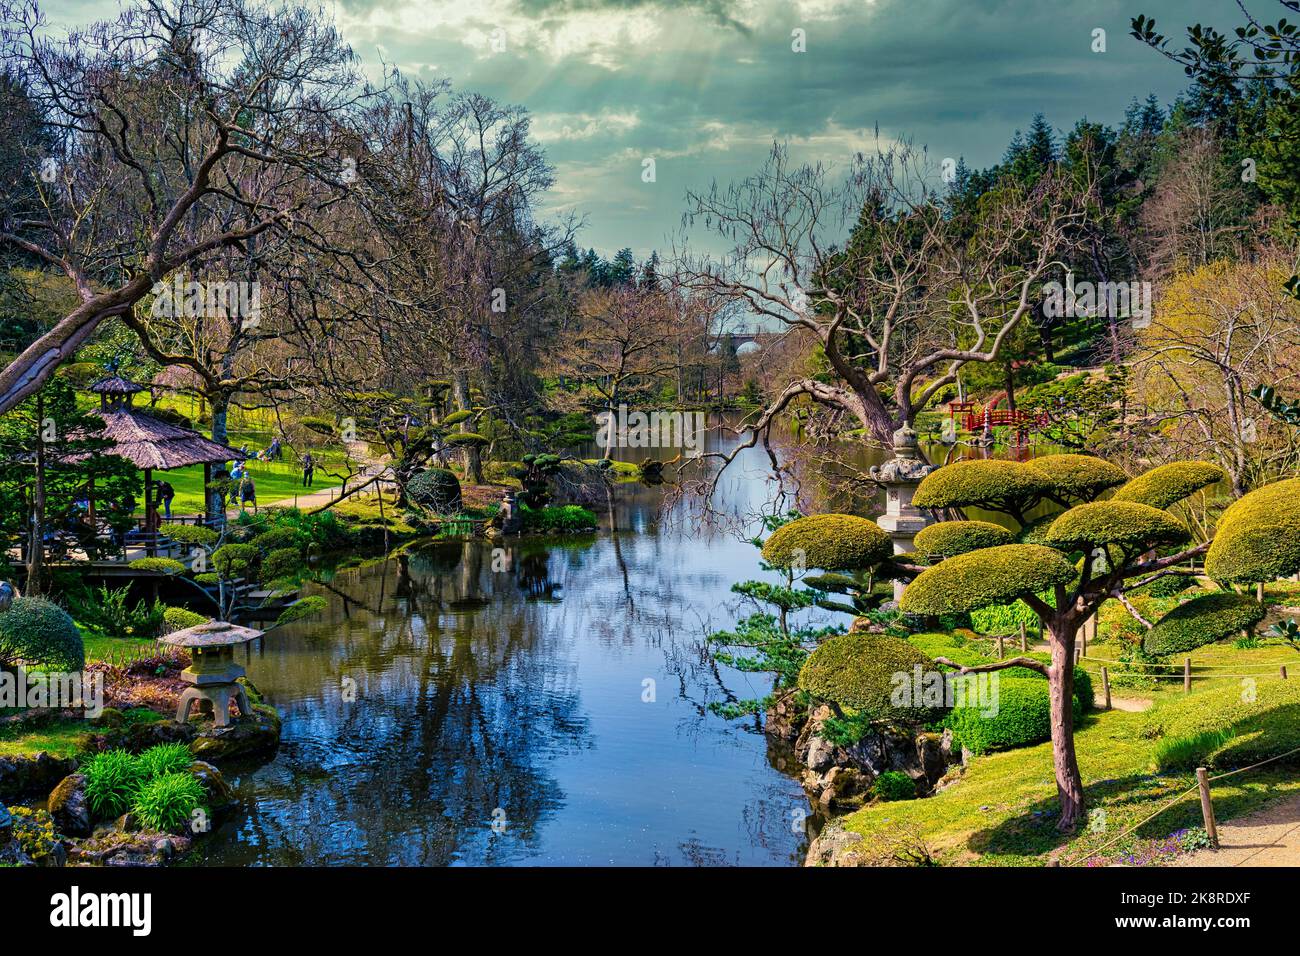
xmin=1205 ymin=478 xmax=1300 ymax=583
xmin=797 ymin=632 xmax=949 ymax=722
xmin=912 ymin=460 xmax=1053 ymax=513
xmin=1028 ymin=454 xmax=1128 ymax=501
xmin=188 ymin=702 xmax=281 ymax=764
xmin=913 ymin=520 xmax=1014 ymax=558
xmin=0 ymin=597 xmax=84 ymax=671
xmin=760 ymin=514 xmax=892 ymax=572
xmin=1111 ymin=461 xmax=1226 ymax=509
xmin=1045 ymin=500 xmax=1189 ymax=552
xmin=1142 ymin=592 xmax=1267 ymax=656
xmin=900 ymin=544 xmax=1075 ymax=615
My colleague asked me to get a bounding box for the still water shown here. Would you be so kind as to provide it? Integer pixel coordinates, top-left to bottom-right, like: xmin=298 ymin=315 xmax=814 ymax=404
xmin=190 ymin=430 xmax=838 ymax=866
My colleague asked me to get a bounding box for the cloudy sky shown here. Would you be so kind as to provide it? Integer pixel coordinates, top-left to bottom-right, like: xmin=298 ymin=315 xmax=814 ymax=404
xmin=52 ymin=0 xmax=1232 ymax=258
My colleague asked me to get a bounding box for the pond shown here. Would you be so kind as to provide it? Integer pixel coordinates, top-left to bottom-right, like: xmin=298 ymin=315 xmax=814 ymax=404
xmin=186 ymin=420 xmax=1060 ymax=866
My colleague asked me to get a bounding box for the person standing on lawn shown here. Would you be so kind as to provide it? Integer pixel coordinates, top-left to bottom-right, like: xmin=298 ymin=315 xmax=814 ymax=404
xmin=239 ymin=474 xmax=257 ymax=513
xmin=302 ymin=452 xmax=315 ymax=488
xmin=155 ymin=479 xmax=175 ymax=519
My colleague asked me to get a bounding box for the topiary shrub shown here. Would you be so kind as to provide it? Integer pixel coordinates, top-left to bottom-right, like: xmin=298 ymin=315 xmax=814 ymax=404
xmin=913 ymin=520 xmax=1014 ymax=559
xmin=1142 ymin=592 xmax=1266 ymax=656
xmin=162 ymin=606 xmax=209 ymax=633
xmin=132 ymin=771 xmax=206 ymax=833
xmin=760 ymin=514 xmax=892 ymax=572
xmin=212 ymin=543 xmax=260 ymax=580
xmin=797 ymin=632 xmax=950 ymax=723
xmin=0 ymin=597 xmax=85 ymax=671
xmin=159 ymin=523 xmax=219 ymax=549
xmin=942 ymin=677 xmax=1081 ymax=754
xmin=900 ymin=545 xmax=1076 ymax=615
xmin=444 ymin=432 xmax=488 ymax=447
xmin=1027 ymin=454 xmax=1128 ymax=501
xmin=873 ymin=770 xmax=917 ymax=801
xmin=1205 ymin=478 xmax=1300 ymax=584
xmin=1045 ymin=500 xmax=1189 ymax=552
xmin=128 ymin=557 xmax=187 ymax=575
xmin=1131 ymin=572 xmax=1196 ymax=598
xmin=1110 ymin=461 xmax=1227 ymax=510
xmin=260 ymin=547 xmax=304 ymax=583
xmin=913 ymin=459 xmax=1053 ymax=512
xmin=407 ymin=467 xmax=462 ymax=513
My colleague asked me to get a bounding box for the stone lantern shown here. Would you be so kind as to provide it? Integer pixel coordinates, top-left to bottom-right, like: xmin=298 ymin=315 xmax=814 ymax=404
xmin=869 ymin=424 xmax=936 ymax=600
xmin=161 ymin=621 xmax=263 ymax=728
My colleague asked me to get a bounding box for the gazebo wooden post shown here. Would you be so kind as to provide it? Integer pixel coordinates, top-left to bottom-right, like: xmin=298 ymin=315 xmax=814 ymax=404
xmin=143 ymin=467 xmax=155 ymax=557
xmin=203 ymin=462 xmax=215 ymax=527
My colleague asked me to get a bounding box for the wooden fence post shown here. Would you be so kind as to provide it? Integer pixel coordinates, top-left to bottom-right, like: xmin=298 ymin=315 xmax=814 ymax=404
xmin=1101 ymin=666 xmax=1112 ymax=710
xmin=1282 ymin=665 xmax=1289 ymax=680
xmin=1196 ymin=767 xmax=1219 ymax=849
xmin=997 ymin=633 xmax=1004 ymax=659
xmin=1019 ymin=621 xmax=1027 ymax=652
xmin=1184 ymin=657 xmax=1192 ymax=693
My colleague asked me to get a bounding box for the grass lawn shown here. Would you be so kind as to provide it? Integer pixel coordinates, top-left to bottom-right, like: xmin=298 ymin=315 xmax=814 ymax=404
xmin=144 ymin=456 xmax=345 ymax=516
xmin=0 ymin=716 xmax=94 ymax=758
xmin=835 ymin=703 xmax=1300 ymax=866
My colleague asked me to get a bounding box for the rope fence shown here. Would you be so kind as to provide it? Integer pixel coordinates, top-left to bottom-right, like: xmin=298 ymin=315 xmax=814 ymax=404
xmin=1068 ymin=745 xmax=1300 ymax=866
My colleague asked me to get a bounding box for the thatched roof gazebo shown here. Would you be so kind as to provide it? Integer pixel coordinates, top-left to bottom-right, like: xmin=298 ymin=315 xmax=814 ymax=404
xmin=81 ymin=375 xmax=243 ymax=554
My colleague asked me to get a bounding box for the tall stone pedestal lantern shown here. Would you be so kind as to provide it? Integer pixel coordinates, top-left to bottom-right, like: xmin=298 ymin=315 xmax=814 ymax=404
xmin=869 ymin=425 xmax=936 ymax=600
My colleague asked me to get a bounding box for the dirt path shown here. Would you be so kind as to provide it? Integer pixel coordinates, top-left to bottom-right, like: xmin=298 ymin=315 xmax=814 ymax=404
xmin=1174 ymin=791 xmax=1300 ymax=866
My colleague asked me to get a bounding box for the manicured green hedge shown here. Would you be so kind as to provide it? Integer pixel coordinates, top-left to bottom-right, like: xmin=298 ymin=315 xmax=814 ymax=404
xmin=900 ymin=545 xmax=1075 ymax=614
xmin=942 ymin=677 xmax=1082 ymax=755
xmin=1205 ymin=478 xmax=1300 ymax=583
xmin=212 ymin=543 xmax=260 ymax=579
xmin=1142 ymin=592 xmax=1266 ymax=656
xmin=1045 ymin=500 xmax=1189 ymax=552
xmin=128 ymin=557 xmax=188 ymax=575
xmin=261 ymin=547 xmax=304 ymax=583
xmin=275 ymin=595 xmax=328 ymax=626
xmin=913 ymin=520 xmax=1014 ymax=558
xmin=159 ymin=523 xmax=219 ymax=548
xmin=797 ymin=633 xmax=949 ymax=722
xmin=1111 ymin=461 xmax=1226 ymax=509
xmin=761 ymin=514 xmax=892 ymax=572
xmin=908 ymin=632 xmax=1092 ymax=713
xmin=0 ymin=597 xmax=84 ymax=671
xmin=912 ymin=459 xmax=1053 ymax=512
xmin=444 ymin=432 xmax=489 ymax=447
xmin=1027 ymin=454 xmax=1128 ymax=501
xmin=162 ymin=606 xmax=209 ymax=632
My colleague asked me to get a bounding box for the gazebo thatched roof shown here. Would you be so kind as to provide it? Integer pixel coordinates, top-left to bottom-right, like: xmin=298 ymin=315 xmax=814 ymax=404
xmin=87 ymin=407 xmax=243 ymax=470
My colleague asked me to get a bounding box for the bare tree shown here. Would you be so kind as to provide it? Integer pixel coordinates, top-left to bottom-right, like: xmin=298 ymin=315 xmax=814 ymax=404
xmin=0 ymin=0 xmax=372 ymax=416
xmin=674 ymin=142 xmax=1089 ymax=490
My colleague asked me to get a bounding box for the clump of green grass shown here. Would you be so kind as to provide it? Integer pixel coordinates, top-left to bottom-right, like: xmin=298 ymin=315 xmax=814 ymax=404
xmin=136 ymin=742 xmax=193 ymax=779
xmin=82 ymin=749 xmax=147 ymax=818
xmin=132 ymin=772 xmax=206 ymax=833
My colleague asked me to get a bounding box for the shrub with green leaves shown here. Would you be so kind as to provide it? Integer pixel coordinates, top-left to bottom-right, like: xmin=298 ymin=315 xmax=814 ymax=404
xmin=797 ymin=632 xmax=949 ymax=722
xmin=1142 ymin=592 xmax=1266 ymax=656
xmin=67 ymin=585 xmax=164 ymax=640
xmin=249 ymin=527 xmax=304 ymax=554
xmin=1045 ymin=501 xmax=1189 ymax=552
xmin=407 ymin=467 xmax=462 ymax=513
xmin=873 ymin=770 xmax=916 ymax=801
xmin=760 ymin=513 xmax=892 ymax=572
xmin=1110 ymin=461 xmax=1226 ymax=510
xmin=1027 ymin=454 xmax=1128 ymax=501
xmin=159 ymin=523 xmax=219 ymax=549
xmin=261 ymin=547 xmax=304 ymax=583
xmin=128 ymin=557 xmax=187 ymax=575
xmin=276 ymin=595 xmax=328 ymax=626
xmin=913 ymin=520 xmax=1014 ymax=559
xmin=162 ymin=606 xmax=209 ymax=632
xmin=213 ymin=543 xmax=260 ymax=580
xmin=1205 ymin=478 xmax=1300 ymax=584
xmin=132 ymin=772 xmax=207 ymax=833
xmin=913 ymin=459 xmax=1053 ymax=516
xmin=0 ymin=597 xmax=85 ymax=670
xmin=900 ymin=545 xmax=1076 ymax=615
xmin=82 ymin=750 xmax=145 ymax=818
xmin=520 ymin=504 xmax=598 ymax=533
xmin=942 ymin=677 xmax=1082 ymax=755
xmin=969 ymin=597 xmax=1044 ymax=635
xmin=137 ymin=743 xmax=194 ymax=779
